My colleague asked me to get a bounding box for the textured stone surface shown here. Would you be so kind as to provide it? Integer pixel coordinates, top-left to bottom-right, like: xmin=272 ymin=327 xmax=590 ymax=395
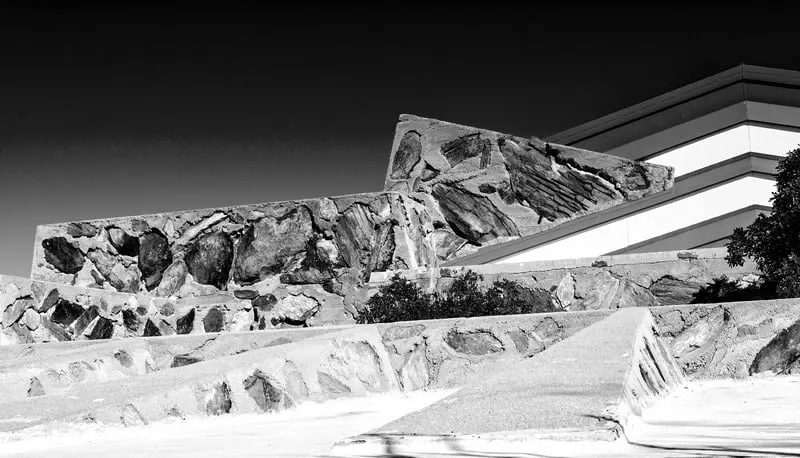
xmin=377 ymin=311 xmax=609 ymax=390
xmin=32 ymin=192 xmax=441 ymax=325
xmin=384 ymin=114 xmax=674 ymax=260
xmin=748 ymin=319 xmax=800 ymax=375
xmin=652 ymin=299 xmax=800 ymax=379
xmin=369 ymin=249 xmax=760 ymax=312
xmin=0 ymin=275 xmax=247 ymax=345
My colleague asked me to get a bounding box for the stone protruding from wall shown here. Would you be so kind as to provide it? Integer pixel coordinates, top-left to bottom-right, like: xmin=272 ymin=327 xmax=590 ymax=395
xmin=369 ymin=248 xmax=760 ymax=311
xmin=385 ymin=114 xmax=674 ymax=261
xmin=31 ymin=192 xmax=442 ymax=325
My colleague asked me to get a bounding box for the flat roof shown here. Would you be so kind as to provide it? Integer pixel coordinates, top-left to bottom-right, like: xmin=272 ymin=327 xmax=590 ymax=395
xmin=546 ymin=64 xmax=800 ymax=150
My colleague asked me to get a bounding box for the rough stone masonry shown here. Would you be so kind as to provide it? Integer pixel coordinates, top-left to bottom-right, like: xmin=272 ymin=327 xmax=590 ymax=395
xmin=385 ymin=114 xmax=674 ymax=260
xmin=29 ymin=115 xmax=673 ymax=329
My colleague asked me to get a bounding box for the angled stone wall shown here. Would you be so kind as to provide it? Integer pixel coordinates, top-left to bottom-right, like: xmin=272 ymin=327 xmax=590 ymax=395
xmin=369 ymin=248 xmax=761 ymax=311
xmin=385 ymin=114 xmax=674 ymax=261
xmin=31 ymin=192 xmax=441 ymax=326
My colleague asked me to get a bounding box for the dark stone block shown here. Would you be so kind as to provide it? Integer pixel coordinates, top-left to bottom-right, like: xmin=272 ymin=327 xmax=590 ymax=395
xmin=233 ymin=207 xmax=313 ymax=285
xmin=202 ymin=307 xmax=225 ymax=333
xmin=72 ymin=305 xmax=100 ymax=336
xmin=176 ymin=308 xmax=195 ymax=335
xmin=441 ymin=133 xmax=491 ymax=168
xmin=185 ymin=231 xmax=234 ymax=289
xmin=66 ymin=222 xmax=99 ymax=238
xmin=252 ymin=294 xmax=277 ymax=312
xmin=114 ymin=349 xmax=134 ymax=368
xmin=243 ymin=370 xmax=284 ymax=412
xmin=41 ymin=317 xmax=71 ymax=341
xmin=42 ymin=237 xmax=85 ymax=274
xmin=142 ymin=318 xmax=162 ymax=337
xmin=431 ymin=184 xmax=517 ymax=244
xmin=138 ymin=229 xmax=173 ymax=291
xmin=234 ymin=289 xmax=258 ymax=300
xmin=107 ymin=227 xmax=140 ymax=257
xmin=50 ymin=299 xmax=85 ymax=327
xmin=206 ymin=382 xmax=232 ymax=416
xmin=39 ymin=289 xmax=61 ymax=312
xmin=650 ymin=276 xmax=705 ymax=306
xmin=750 ymin=319 xmax=800 ymax=375
xmin=171 ymin=355 xmax=203 ymax=368
xmin=445 ymin=329 xmax=504 ymax=355
xmin=389 ymin=130 xmax=422 ymax=180
xmin=88 ymin=317 xmax=114 ymax=340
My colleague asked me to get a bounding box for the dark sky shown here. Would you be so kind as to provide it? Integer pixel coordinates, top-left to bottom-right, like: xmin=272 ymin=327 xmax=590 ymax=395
xmin=1 ymin=1 xmax=798 ymax=277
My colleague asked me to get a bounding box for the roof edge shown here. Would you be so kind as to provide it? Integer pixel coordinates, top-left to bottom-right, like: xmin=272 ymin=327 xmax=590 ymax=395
xmin=546 ymin=64 xmax=800 ymax=146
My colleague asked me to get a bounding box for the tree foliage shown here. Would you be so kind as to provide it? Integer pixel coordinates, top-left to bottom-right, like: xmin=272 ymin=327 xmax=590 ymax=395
xmin=727 ymin=147 xmax=800 ymax=297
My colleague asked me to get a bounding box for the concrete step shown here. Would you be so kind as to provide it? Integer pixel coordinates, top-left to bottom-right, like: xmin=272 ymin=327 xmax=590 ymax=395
xmin=0 ymin=325 xmax=399 ymax=433
xmin=0 ymin=325 xmax=351 ymax=402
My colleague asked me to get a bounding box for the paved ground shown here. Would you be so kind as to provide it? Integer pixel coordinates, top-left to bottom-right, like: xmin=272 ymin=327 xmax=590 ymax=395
xmin=333 ymin=375 xmax=800 ymax=457
xmin=1 ymin=376 xmax=799 ymax=457
xmin=0 ymin=390 xmax=456 ymax=458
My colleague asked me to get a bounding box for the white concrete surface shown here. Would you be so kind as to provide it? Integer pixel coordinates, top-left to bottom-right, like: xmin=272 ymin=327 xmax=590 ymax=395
xmin=648 ymin=124 xmax=799 ymax=177
xmin=0 ymin=389 xmax=456 ymax=458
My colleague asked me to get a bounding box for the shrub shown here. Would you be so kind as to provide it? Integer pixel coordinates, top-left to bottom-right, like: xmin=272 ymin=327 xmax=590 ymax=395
xmin=357 ymin=271 xmax=559 ymax=324
xmin=690 ymin=275 xmax=776 ymax=304
xmin=727 ymin=147 xmax=800 ymax=297
xmin=485 ymin=279 xmax=559 ymax=315
xmin=355 ymin=273 xmax=434 ymax=324
xmin=437 ymin=270 xmax=487 ymax=318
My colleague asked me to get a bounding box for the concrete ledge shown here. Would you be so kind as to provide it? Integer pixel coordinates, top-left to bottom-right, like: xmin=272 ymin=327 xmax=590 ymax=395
xmin=0 ymin=325 xmax=399 ymax=433
xmin=0 ymin=325 xmax=352 ymax=403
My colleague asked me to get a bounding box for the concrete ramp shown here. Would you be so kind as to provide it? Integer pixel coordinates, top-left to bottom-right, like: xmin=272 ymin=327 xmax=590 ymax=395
xmin=330 ymin=308 xmax=685 ymax=456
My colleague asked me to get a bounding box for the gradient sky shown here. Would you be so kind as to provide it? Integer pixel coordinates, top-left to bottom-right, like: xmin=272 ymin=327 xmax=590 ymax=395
xmin=2 ymin=1 xmax=799 ymax=277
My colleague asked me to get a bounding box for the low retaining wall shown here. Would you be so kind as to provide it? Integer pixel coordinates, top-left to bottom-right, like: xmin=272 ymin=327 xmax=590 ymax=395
xmin=0 ymin=326 xmax=399 ymax=432
xmin=0 ymin=326 xmax=349 ymax=403
xmin=369 ymin=248 xmax=760 ymax=310
xmin=651 ymin=298 xmax=800 ymax=379
xmin=0 ymin=275 xmax=252 ymax=345
xmin=376 ymin=309 xmax=612 ymax=390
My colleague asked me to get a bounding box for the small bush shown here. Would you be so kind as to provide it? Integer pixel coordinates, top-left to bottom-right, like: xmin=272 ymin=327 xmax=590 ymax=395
xmin=355 ymin=273 xmax=435 ymax=324
xmin=691 ymin=275 xmax=777 ymax=304
xmin=357 ymin=271 xmax=558 ymax=324
xmin=485 ymin=279 xmax=560 ymax=315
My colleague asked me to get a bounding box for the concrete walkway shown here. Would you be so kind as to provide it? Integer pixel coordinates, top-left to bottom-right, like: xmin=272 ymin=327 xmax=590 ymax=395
xmin=366 ymin=308 xmax=682 ymax=437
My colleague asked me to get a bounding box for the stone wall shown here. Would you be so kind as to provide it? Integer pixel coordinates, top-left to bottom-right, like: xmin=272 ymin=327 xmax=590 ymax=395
xmin=384 ymin=114 xmax=674 ymax=261
xmin=376 ymin=310 xmax=611 ymax=390
xmin=652 ymin=298 xmax=800 ymax=379
xmin=0 ymin=275 xmax=251 ymax=346
xmin=31 ymin=192 xmax=441 ymax=327
xmin=369 ymin=248 xmax=761 ymax=310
